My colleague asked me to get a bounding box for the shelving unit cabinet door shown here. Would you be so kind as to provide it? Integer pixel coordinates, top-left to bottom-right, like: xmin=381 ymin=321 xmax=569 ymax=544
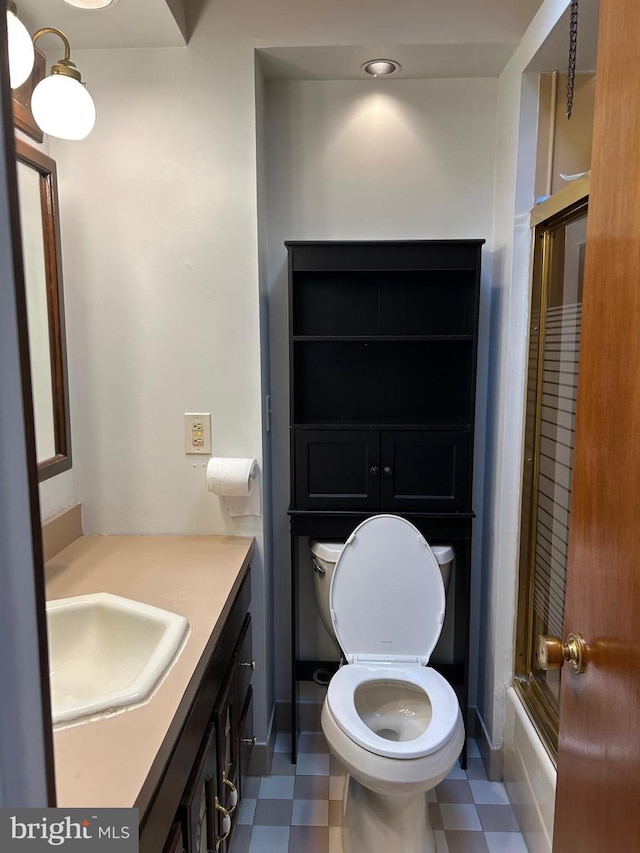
xmin=380 ymin=430 xmax=470 ymax=511
xmin=294 ymin=430 xmax=380 ymax=510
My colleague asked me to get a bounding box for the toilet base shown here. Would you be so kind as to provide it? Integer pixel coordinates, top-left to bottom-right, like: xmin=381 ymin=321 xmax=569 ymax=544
xmin=342 ymin=776 xmax=436 ymax=853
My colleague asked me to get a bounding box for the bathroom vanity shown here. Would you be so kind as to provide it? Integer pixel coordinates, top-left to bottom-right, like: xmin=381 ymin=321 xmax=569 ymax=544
xmin=45 ymin=534 xmax=254 ymax=853
xmin=287 ymin=239 xmax=483 ymax=766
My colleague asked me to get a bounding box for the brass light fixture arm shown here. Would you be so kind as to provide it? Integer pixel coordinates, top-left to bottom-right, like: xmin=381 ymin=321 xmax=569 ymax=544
xmin=31 ymin=27 xmax=82 ymax=82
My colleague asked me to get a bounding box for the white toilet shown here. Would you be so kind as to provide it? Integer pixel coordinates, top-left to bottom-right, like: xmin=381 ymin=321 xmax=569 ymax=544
xmin=318 ymin=514 xmax=464 ymax=853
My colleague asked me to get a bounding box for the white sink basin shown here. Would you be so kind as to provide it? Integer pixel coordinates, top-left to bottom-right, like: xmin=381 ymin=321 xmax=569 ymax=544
xmin=46 ymin=593 xmax=189 ymax=727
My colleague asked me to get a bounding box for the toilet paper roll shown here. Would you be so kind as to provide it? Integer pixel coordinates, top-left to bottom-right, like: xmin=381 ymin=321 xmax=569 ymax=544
xmin=206 ymin=457 xmax=260 ymax=516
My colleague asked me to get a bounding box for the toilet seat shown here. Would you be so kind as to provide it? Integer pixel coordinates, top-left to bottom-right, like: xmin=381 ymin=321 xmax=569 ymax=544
xmin=326 ymin=516 xmax=459 ymax=761
xmin=329 ymin=515 xmax=445 ymax=665
xmin=326 ymin=663 xmax=460 ymax=760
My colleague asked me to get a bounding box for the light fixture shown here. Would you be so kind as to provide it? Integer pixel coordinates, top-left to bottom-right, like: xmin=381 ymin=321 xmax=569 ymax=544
xmin=5 ymin=6 xmax=96 ymax=139
xmin=361 ymin=59 xmax=401 ymax=78
xmin=6 ymin=1 xmax=34 ymax=88
xmin=62 ymin=0 xmax=116 ymax=8
xmin=30 ymin=28 xmax=96 ymax=140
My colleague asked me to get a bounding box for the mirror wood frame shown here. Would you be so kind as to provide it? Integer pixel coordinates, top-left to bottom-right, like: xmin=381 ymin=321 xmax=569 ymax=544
xmin=15 ymin=138 xmax=72 ymax=482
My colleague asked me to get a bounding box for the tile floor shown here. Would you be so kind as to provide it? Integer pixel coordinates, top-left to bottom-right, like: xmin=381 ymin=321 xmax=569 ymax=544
xmin=231 ymin=734 xmax=528 ymax=853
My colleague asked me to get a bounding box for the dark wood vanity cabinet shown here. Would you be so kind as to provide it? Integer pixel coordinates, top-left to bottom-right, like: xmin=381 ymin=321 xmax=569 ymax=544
xmin=140 ymin=570 xmax=254 ymax=853
xmin=287 ymin=240 xmax=483 ymax=765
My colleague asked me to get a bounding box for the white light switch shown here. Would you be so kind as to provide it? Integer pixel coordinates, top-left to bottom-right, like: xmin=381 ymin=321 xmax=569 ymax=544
xmin=184 ymin=413 xmax=212 ymax=455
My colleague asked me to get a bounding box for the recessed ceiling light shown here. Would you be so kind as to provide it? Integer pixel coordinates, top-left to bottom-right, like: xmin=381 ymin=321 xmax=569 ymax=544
xmin=62 ymin=0 xmax=118 ymax=9
xmin=362 ymin=59 xmax=401 ymax=78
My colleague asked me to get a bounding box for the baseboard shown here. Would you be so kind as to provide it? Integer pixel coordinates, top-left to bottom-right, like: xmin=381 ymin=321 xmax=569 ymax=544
xmin=275 ymin=698 xmax=323 ymax=734
xmin=473 ymin=707 xmax=504 ymax=781
xmin=275 ymin=700 xmax=292 ymax=733
xmin=276 ymin=681 xmax=328 ymax=734
xmin=466 ymin=705 xmax=480 ymax=739
xmin=248 ymin=704 xmax=277 ymax=776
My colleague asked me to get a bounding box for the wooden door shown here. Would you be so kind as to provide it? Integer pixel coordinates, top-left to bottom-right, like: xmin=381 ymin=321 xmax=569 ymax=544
xmin=553 ymin=1 xmax=640 ymax=848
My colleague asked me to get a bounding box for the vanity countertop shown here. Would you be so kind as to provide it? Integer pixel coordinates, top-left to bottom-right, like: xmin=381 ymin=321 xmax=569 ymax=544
xmin=45 ymin=534 xmax=254 ymax=813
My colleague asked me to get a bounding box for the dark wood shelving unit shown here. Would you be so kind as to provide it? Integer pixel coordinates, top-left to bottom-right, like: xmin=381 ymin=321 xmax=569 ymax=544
xmin=287 ymin=239 xmax=484 ymax=768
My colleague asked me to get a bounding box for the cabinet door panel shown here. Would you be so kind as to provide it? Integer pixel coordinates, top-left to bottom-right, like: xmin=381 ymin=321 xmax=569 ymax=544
xmin=236 ymin=614 xmax=253 ymax=711
xmin=179 ymin=723 xmax=217 ymax=853
xmin=239 ymin=686 xmax=254 ymax=796
xmin=213 ymin=664 xmax=240 ymax=853
xmin=162 ymin=822 xmax=184 ymax=853
xmin=381 ymin=431 xmax=470 ymax=511
xmin=294 ymin=430 xmax=380 ymax=509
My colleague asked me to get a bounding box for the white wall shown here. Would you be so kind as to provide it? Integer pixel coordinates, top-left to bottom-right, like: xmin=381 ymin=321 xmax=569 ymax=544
xmin=263 ymin=77 xmax=498 ymax=703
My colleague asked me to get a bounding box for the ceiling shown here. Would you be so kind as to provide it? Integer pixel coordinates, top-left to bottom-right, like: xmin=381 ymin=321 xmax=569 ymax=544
xmin=13 ymin=0 xmax=596 ymax=82
xmin=258 ymin=43 xmax=516 ymax=82
xmin=526 ymin=0 xmax=599 ymax=72
xmin=15 ymin=0 xmax=187 ymax=49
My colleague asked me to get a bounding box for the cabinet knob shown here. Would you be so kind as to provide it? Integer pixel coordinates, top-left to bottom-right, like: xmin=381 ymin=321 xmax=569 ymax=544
xmin=370 ymin=466 xmax=380 ymax=477
xmin=240 ymin=660 xmax=256 ymax=670
xmin=383 ymin=466 xmax=393 ymax=477
xmin=241 ymin=736 xmax=256 ymax=746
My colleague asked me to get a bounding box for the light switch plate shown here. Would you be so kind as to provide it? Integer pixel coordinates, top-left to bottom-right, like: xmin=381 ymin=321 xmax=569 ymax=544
xmin=184 ymin=413 xmax=212 ymax=455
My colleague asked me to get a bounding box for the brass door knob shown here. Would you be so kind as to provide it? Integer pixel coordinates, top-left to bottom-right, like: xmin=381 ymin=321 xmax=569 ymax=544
xmin=537 ymin=633 xmax=587 ymax=674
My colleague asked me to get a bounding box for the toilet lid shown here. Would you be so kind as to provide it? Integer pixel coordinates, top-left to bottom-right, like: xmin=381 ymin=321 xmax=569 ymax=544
xmin=329 ymin=515 xmax=445 ymax=665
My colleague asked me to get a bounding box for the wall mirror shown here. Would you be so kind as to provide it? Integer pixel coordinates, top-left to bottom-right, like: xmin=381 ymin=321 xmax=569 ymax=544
xmin=15 ymin=138 xmax=71 ymax=481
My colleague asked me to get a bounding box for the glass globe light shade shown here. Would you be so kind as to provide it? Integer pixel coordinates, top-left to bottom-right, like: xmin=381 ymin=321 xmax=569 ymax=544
xmin=63 ymin=0 xmax=115 ymax=7
xmin=7 ymin=7 xmax=35 ymax=89
xmin=31 ymin=74 xmax=96 ymax=140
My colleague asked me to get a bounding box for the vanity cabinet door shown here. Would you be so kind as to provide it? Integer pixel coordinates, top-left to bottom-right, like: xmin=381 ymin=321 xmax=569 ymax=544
xmin=179 ymin=722 xmax=217 ymax=853
xmin=239 ymin=686 xmax=254 ymax=789
xmin=162 ymin=822 xmax=185 ymax=853
xmin=213 ymin=664 xmax=240 ymax=853
xmin=236 ymin=615 xmax=253 ymax=712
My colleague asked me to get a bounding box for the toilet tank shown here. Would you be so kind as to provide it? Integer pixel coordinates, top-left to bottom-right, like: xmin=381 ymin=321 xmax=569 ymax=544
xmin=310 ymin=541 xmax=345 ymax=641
xmin=309 ymin=539 xmax=455 ymax=644
xmin=310 ymin=539 xmax=454 ymax=586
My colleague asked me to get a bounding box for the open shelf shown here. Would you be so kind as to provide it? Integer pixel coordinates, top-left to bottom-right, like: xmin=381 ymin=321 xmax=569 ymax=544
xmin=292 ymin=420 xmax=472 ymax=430
xmin=293 ymin=339 xmax=474 ymax=425
xmin=292 ymin=270 xmax=478 ymax=337
xmin=293 ymin=334 xmax=474 ymax=341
